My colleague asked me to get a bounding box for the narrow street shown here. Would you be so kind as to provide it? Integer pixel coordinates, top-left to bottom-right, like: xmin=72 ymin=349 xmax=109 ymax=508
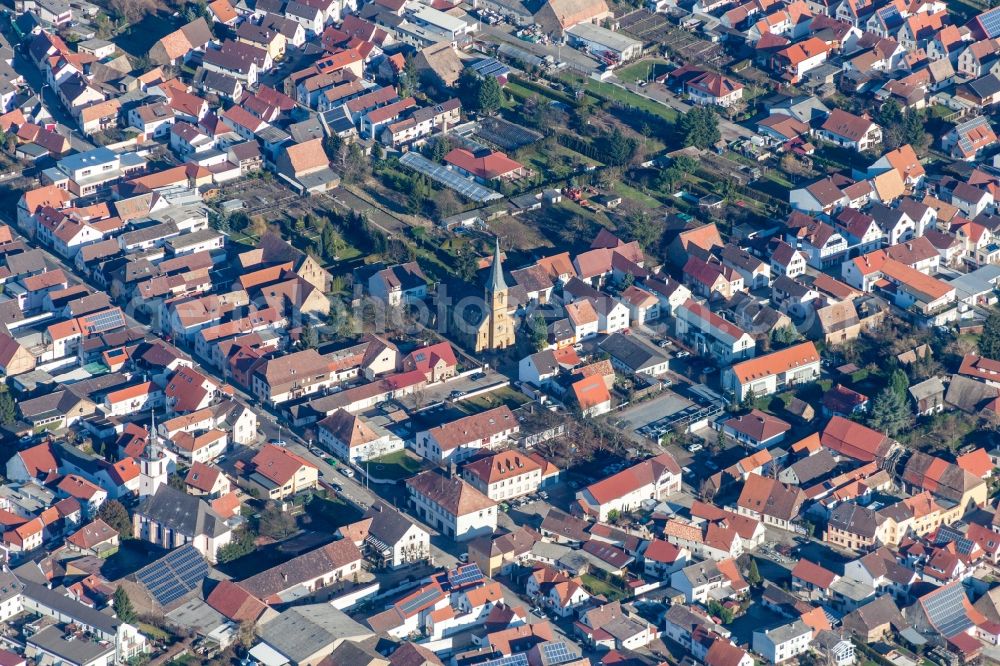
xmin=11 ymin=52 xmax=95 ymax=153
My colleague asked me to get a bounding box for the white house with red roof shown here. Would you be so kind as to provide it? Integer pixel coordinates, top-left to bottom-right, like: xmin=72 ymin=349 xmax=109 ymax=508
xmin=317 ymin=409 xmax=402 ymax=462
xmin=164 ymin=366 xmax=223 ymax=414
xmin=6 ymin=442 xmax=58 ymax=483
xmin=723 ymin=341 xmax=821 ymax=400
xmin=722 ymin=409 xmax=791 ymax=449
xmin=444 ymin=148 xmax=527 ymax=183
xmin=401 ymin=341 xmax=457 ymax=383
xmin=57 ymin=474 xmax=107 ymax=517
xmin=415 ymin=406 xmax=519 ymax=464
xmin=684 ymin=71 xmax=744 ymax=107
xmin=185 ymin=461 xmax=232 ymax=497
xmin=102 ymin=382 xmax=164 ymax=417
xmin=93 ymin=457 xmax=141 ymax=499
xmin=246 ymin=444 xmax=319 ymax=500
xmin=461 ymin=449 xmax=543 ymax=501
xmin=576 ymin=452 xmax=682 ymax=521
xmin=169 ymin=429 xmax=229 ymax=464
xmin=675 ymin=299 xmax=756 ymax=364
xmin=642 ymin=538 xmax=690 ymax=578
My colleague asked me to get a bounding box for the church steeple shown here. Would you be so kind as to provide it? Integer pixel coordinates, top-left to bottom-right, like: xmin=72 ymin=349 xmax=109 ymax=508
xmin=146 ymin=409 xmax=162 ymax=459
xmin=139 ymin=409 xmax=168 ymax=498
xmin=485 ymin=237 xmax=506 ymax=293
xmin=475 ymin=236 xmax=515 ymax=353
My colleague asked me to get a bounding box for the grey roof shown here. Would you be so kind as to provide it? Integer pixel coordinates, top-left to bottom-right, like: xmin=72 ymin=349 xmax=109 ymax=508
xmin=164 ymin=228 xmax=224 ymax=251
xmin=967 ymin=73 xmax=1000 ymax=99
xmin=6 ymin=249 xmax=47 ymax=276
xmin=948 ymin=264 xmax=1000 ymax=302
xmin=257 ymin=604 xmax=373 ymax=663
xmin=0 ymin=571 xmax=23 ymax=603
xmin=135 ymin=485 xmax=230 ymax=539
xmin=57 ymin=146 xmax=117 ymax=174
xmin=165 ymin=598 xmax=229 ymax=636
xmin=288 ymin=118 xmax=326 ymax=143
xmin=17 ymin=579 xmax=120 ymax=636
xmin=945 ymin=373 xmax=999 ymax=413
xmin=28 ymin=625 xmax=116 ymax=664
xmin=909 ymin=376 xmax=946 ymax=402
xmin=785 ymin=449 xmax=837 ymax=484
xmin=598 ymin=332 xmax=668 ymax=372
xmin=19 ymin=389 xmax=86 ymax=422
xmin=120 ymin=221 xmax=180 ymax=248
xmin=365 ymin=501 xmax=424 ymax=545
xmin=756 ymin=618 xmax=811 ymax=644
xmin=828 ymin=502 xmax=881 ymax=538
xmin=485 ymin=239 xmax=507 ymax=292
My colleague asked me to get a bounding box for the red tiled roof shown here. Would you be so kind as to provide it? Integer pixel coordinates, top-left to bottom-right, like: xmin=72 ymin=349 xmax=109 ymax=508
xmin=206 ymin=580 xmax=267 ymax=622
xmin=821 ymin=415 xmax=893 ymax=462
xmin=444 ymin=148 xmax=523 ymax=180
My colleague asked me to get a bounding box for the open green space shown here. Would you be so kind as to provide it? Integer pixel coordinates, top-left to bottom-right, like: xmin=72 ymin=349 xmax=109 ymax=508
xmin=615 ymin=58 xmax=671 ymax=83
xmin=584 ymin=80 xmax=680 ymax=124
xmin=459 ymin=385 xmax=531 ymax=414
xmin=367 ymin=450 xmax=424 ymax=480
xmin=580 ymin=573 xmax=628 ymax=601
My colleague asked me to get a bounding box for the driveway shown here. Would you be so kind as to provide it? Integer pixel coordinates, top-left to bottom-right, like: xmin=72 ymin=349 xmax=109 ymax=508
xmin=612 ymin=77 xmax=755 ymax=143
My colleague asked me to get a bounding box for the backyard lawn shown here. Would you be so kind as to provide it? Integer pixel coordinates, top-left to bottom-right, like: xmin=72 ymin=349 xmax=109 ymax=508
xmin=459 ymin=385 xmax=530 ymax=413
xmin=581 ymin=574 xmax=628 ymax=602
xmin=367 ymin=450 xmax=424 ymax=480
xmin=584 ymin=80 xmax=680 ymax=124
xmin=615 ymin=58 xmax=671 ymax=83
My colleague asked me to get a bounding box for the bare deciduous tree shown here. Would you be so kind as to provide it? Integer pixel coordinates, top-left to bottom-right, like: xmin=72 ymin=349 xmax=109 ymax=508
xmin=108 ymin=0 xmax=155 ymax=23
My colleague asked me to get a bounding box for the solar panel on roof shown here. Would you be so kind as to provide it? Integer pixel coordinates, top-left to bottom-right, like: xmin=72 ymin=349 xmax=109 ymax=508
xmin=398 ymin=587 xmax=441 ymax=615
xmin=923 ymin=584 xmax=973 ymax=637
xmin=540 ymin=641 xmax=576 ymax=665
xmin=135 ymin=544 xmax=210 ymax=607
xmin=934 ymin=525 xmax=976 ymax=555
xmin=448 ymin=563 xmax=483 ymax=588
xmin=82 ymin=308 xmax=125 ymax=334
xmin=481 ymin=655 xmax=528 ymax=666
xmin=398 ymin=152 xmax=503 ymax=203
xmin=979 ymin=7 xmax=1000 ymax=38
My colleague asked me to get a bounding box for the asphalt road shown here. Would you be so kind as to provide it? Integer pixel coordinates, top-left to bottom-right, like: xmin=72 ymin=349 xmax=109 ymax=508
xmin=11 ymin=52 xmax=95 ymax=153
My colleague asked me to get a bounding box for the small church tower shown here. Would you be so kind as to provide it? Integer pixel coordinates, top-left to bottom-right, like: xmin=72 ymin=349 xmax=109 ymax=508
xmin=139 ymin=411 xmax=168 ymax=498
xmin=476 ymin=238 xmax=516 ymax=352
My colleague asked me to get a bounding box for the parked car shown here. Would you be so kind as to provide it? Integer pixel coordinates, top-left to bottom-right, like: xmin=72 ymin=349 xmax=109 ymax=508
xmin=675 ymin=351 xmax=690 ymax=358
xmin=340 ymin=467 xmax=355 ymax=478
xmin=687 ymin=443 xmax=703 ymax=452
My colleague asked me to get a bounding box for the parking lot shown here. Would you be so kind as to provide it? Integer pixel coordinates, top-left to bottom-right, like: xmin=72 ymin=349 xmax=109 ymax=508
xmin=393 ymin=371 xmax=507 ymax=410
xmin=617 ymin=390 xmax=693 ymax=433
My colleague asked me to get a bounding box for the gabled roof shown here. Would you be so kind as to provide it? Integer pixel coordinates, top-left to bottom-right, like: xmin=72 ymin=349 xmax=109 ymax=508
xmin=821 ymin=415 xmax=893 ymax=462
xmin=729 ymin=341 xmax=819 ymax=385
